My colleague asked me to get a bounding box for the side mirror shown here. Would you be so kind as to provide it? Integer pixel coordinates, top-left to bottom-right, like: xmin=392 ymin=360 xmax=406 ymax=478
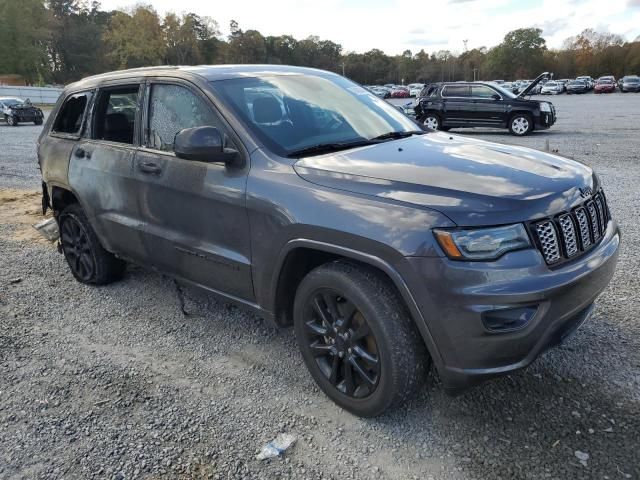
xmin=174 ymin=126 xmax=239 ymax=164
xmin=491 ymin=94 xmax=501 ymax=101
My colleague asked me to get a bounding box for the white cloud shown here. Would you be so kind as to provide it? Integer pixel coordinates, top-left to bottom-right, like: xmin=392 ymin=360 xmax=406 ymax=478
xmin=100 ymin=0 xmax=640 ymax=55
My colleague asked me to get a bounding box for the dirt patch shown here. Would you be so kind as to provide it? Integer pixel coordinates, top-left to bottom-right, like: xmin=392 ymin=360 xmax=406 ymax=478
xmin=0 ymin=189 xmax=53 ymax=244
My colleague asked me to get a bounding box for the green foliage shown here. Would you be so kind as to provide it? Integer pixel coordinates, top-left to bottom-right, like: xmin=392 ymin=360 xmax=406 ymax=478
xmin=0 ymin=0 xmax=50 ymax=84
xmin=1 ymin=2 xmax=639 ymax=86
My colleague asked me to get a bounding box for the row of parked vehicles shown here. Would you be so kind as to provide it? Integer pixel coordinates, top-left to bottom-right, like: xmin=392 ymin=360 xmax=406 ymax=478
xmin=366 ymin=84 xmax=424 ymax=99
xmin=495 ymin=75 xmax=640 ymax=95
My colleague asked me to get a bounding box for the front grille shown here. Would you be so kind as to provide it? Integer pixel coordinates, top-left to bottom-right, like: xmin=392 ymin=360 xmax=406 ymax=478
xmin=532 ymin=190 xmax=610 ymax=265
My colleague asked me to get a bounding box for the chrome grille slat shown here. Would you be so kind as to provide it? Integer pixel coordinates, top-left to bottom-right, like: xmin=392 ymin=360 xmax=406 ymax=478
xmin=595 ymin=196 xmax=607 ymax=234
xmin=587 ymin=201 xmax=601 ymax=241
xmin=575 ymin=207 xmax=592 ymax=249
xmin=533 ymin=189 xmax=610 ymax=265
xmin=558 ymin=214 xmax=578 ymax=257
xmin=535 ymin=221 xmax=561 ymax=263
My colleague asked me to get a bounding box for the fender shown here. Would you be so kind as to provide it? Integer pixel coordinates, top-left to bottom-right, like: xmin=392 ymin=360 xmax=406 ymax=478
xmin=269 ymin=238 xmax=445 ymax=369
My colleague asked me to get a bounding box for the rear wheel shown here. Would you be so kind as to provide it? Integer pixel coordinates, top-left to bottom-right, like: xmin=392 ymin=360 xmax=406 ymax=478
xmin=422 ymin=113 xmax=441 ymax=131
xmin=34 ymin=117 xmax=43 ymax=125
xmin=58 ymin=204 xmax=126 ymax=285
xmin=509 ymin=113 xmax=533 ymax=136
xmin=6 ymin=115 xmax=17 ymax=126
xmin=294 ymin=261 xmax=428 ymax=417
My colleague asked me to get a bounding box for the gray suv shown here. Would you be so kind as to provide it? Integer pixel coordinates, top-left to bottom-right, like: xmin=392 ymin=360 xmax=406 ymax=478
xmin=38 ymin=65 xmax=620 ymax=417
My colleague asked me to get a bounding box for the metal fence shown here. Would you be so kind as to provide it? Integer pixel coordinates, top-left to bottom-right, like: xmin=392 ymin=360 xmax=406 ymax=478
xmin=0 ymin=86 xmax=63 ymax=105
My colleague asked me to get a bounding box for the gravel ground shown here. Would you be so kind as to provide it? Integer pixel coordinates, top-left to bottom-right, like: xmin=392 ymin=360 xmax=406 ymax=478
xmin=1 ymin=94 xmax=640 ymax=480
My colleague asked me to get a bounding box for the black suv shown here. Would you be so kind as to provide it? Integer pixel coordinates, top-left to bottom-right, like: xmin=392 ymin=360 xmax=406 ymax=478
xmin=415 ymin=74 xmax=556 ymax=136
xmin=38 ymin=65 xmax=619 ymax=417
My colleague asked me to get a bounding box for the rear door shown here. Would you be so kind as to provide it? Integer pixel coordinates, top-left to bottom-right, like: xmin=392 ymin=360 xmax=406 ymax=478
xmin=133 ymin=79 xmax=253 ymax=301
xmin=68 ymin=82 xmax=147 ymax=261
xmin=440 ymin=85 xmax=473 ymax=126
xmin=40 ymin=91 xmax=93 ymax=191
xmin=470 ymin=85 xmax=507 ymax=126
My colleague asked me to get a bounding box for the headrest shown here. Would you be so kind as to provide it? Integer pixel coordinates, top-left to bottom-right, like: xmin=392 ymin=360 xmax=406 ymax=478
xmin=253 ymin=96 xmax=282 ymax=124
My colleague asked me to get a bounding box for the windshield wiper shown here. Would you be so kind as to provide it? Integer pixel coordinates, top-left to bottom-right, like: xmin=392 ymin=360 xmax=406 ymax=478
xmin=370 ymin=130 xmax=424 ymax=141
xmin=287 ymin=140 xmax=376 ymax=158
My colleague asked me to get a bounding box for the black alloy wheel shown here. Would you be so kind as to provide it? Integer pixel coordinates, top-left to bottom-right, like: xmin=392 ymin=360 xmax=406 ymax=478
xmin=58 ymin=203 xmax=126 ymax=285
xmin=60 ymin=213 xmax=96 ymax=282
xmin=301 ymin=289 xmax=380 ymax=398
xmin=294 ymin=261 xmax=428 ymax=417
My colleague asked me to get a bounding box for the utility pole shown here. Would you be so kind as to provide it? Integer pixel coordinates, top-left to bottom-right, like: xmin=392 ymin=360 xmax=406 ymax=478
xmin=339 ymin=62 xmax=345 ymax=76
xmin=473 ymin=68 xmax=478 ymax=81
xmin=463 ymin=39 xmax=468 ymax=52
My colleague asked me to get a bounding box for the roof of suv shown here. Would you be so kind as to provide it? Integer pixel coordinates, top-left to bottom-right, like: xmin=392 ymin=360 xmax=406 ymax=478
xmin=65 ymin=64 xmax=337 ymax=90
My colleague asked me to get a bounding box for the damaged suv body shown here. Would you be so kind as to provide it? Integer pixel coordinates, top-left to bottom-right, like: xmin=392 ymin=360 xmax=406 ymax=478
xmin=1 ymin=97 xmax=44 ymax=126
xmin=38 ymin=66 xmax=620 ymax=417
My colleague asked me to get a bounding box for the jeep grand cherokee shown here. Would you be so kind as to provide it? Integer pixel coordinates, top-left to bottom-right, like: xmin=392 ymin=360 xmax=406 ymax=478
xmin=38 ymin=65 xmax=620 ymax=417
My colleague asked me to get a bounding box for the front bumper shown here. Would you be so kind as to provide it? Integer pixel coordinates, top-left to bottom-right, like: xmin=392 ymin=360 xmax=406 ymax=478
xmin=402 ymin=219 xmax=620 ymax=393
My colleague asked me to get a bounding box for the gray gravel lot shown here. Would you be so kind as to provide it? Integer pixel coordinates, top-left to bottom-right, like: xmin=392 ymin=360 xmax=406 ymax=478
xmin=1 ymin=94 xmax=639 ymax=480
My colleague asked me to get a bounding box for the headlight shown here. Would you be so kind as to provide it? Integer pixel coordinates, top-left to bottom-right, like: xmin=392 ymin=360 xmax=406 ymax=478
xmin=433 ymin=224 xmax=531 ymax=260
xmin=540 ymin=102 xmax=551 ymax=112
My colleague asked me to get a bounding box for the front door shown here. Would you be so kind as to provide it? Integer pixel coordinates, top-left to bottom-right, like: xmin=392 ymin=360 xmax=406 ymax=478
xmin=134 ymin=81 xmax=253 ymax=301
xmin=470 ymin=85 xmax=508 ymax=126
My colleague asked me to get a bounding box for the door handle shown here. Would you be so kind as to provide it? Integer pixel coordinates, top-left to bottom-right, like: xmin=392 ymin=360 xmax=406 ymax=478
xmin=74 ymin=147 xmax=92 ymax=159
xmin=138 ymin=161 xmax=162 ymax=174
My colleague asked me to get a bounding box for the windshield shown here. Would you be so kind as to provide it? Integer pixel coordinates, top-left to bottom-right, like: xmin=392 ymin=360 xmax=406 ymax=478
xmin=570 ymin=81 xmax=585 ymax=86
xmin=545 ymin=82 xmax=558 ymax=87
xmin=624 ymin=77 xmax=639 ymax=83
xmin=211 ymin=74 xmax=421 ymax=157
xmin=2 ymin=98 xmax=22 ymax=106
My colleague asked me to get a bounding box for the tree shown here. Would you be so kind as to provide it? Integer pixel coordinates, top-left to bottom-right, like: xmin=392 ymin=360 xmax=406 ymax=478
xmin=0 ymin=0 xmax=50 ymax=84
xmin=487 ymin=28 xmax=546 ymax=79
xmin=104 ymin=5 xmax=165 ymax=69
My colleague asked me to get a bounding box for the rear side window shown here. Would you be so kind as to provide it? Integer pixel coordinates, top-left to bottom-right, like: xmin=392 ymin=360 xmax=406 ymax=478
xmin=442 ymin=85 xmax=470 ymax=97
xmin=471 ymin=85 xmax=498 ymax=98
xmin=93 ymin=86 xmax=140 ymax=144
xmin=147 ymin=83 xmax=227 ymax=152
xmin=52 ymin=92 xmax=92 ymax=135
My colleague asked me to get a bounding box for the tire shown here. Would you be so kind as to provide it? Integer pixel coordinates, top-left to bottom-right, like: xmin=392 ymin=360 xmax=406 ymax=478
xmin=34 ymin=117 xmax=43 ymax=125
xmin=58 ymin=203 xmax=126 ymax=285
xmin=293 ymin=261 xmax=428 ymax=417
xmin=509 ymin=113 xmax=533 ymax=136
xmin=422 ymin=113 xmax=442 ymax=131
xmin=6 ymin=115 xmax=17 ymax=126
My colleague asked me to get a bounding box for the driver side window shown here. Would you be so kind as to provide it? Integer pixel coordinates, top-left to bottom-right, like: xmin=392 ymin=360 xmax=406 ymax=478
xmin=148 ymin=84 xmax=229 ymax=152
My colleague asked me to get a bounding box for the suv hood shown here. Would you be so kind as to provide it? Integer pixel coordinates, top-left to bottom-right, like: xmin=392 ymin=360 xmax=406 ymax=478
xmin=518 ymin=72 xmax=551 ymax=98
xmin=294 ymin=133 xmax=596 ymax=226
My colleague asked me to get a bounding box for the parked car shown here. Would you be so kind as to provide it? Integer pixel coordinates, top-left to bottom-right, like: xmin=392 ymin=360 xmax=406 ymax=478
xmin=566 ymin=79 xmax=590 ymax=94
xmin=576 ymin=76 xmax=594 ymax=89
xmin=0 ymin=97 xmax=44 ymax=126
xmin=38 ymin=65 xmax=619 ymax=417
xmin=620 ymin=75 xmax=640 ymax=92
xmin=415 ymin=73 xmax=556 ymax=136
xmin=369 ymin=86 xmax=391 ymax=99
xmin=557 ymin=79 xmax=571 ymax=92
xmin=407 ymin=83 xmax=424 ymax=97
xmin=594 ymin=79 xmax=616 ymax=94
xmin=541 ymin=81 xmax=563 ymax=95
xmin=390 ymin=86 xmax=410 ymax=98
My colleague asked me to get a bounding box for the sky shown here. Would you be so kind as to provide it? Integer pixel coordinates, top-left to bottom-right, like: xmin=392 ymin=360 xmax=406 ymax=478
xmin=99 ymin=0 xmax=640 ymax=55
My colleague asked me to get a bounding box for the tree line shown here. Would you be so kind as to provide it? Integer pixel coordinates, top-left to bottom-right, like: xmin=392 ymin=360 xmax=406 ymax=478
xmin=1 ymin=0 xmax=640 ymax=86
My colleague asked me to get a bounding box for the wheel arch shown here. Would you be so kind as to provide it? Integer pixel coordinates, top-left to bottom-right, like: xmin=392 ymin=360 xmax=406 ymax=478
xmin=270 ymin=239 xmax=444 ymax=367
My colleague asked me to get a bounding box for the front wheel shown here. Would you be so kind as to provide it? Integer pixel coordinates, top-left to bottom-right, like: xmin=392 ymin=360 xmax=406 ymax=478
xmin=294 ymin=261 xmax=428 ymax=417
xmin=509 ymin=114 xmax=533 ymax=136
xmin=34 ymin=117 xmax=43 ymax=125
xmin=6 ymin=115 xmax=17 ymax=126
